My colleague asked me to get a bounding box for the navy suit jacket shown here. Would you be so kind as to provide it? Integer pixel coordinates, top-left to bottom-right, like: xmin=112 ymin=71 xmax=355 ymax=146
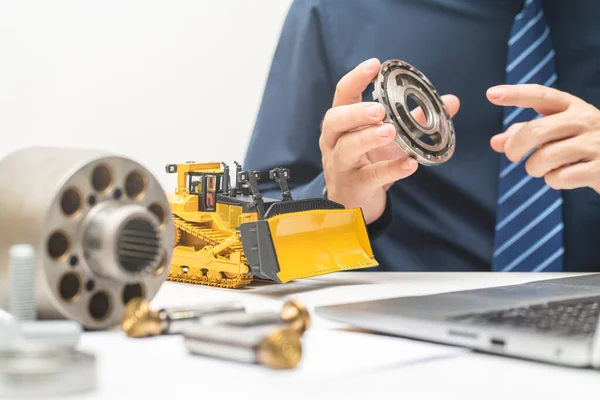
xmin=244 ymin=0 xmax=600 ymax=272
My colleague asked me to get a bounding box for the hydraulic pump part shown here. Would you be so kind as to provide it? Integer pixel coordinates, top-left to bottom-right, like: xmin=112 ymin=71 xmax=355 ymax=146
xmin=373 ymin=59 xmax=456 ymax=166
xmin=0 ymin=147 xmax=175 ymax=329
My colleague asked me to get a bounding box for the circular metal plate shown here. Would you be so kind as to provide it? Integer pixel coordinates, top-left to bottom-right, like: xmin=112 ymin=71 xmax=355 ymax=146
xmin=372 ymin=60 xmax=455 ymax=166
xmin=0 ymin=344 xmax=96 ymax=397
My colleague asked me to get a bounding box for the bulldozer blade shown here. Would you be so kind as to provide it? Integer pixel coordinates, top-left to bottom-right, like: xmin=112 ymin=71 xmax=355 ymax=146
xmin=240 ymin=208 xmax=378 ymax=283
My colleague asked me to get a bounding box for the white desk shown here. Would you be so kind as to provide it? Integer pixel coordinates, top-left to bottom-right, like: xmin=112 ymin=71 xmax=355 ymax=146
xmin=74 ymin=272 xmax=600 ymax=400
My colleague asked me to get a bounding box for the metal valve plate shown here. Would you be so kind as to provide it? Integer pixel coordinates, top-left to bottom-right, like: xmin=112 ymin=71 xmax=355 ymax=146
xmin=372 ymin=59 xmax=456 ymax=166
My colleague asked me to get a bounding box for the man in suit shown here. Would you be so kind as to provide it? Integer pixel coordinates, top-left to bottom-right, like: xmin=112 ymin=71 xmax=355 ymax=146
xmin=243 ymin=0 xmax=600 ymax=272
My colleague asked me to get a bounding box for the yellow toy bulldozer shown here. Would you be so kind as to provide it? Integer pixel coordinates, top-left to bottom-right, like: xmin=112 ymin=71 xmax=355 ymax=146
xmin=164 ymin=161 xmax=378 ymax=289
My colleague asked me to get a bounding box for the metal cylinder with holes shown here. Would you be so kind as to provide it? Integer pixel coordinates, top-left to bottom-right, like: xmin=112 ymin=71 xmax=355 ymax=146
xmin=0 ymin=147 xmax=175 ymax=329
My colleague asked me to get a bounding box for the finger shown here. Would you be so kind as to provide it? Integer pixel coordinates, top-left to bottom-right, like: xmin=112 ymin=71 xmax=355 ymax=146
xmin=544 ymin=160 xmax=600 ymax=191
xmin=487 ymin=84 xmax=573 ymax=116
xmin=321 ymin=102 xmax=386 ymax=151
xmin=525 ymin=135 xmax=593 ymax=178
xmin=360 ymin=157 xmax=418 ymax=188
xmin=333 ymin=58 xmax=381 ymax=107
xmin=490 ymin=122 xmax=526 ymax=153
xmin=411 ymin=95 xmax=461 ymax=125
xmin=503 ymin=112 xmax=582 ymax=162
xmin=367 ymin=139 xmax=409 ymax=163
xmin=333 ymin=124 xmax=396 ymax=171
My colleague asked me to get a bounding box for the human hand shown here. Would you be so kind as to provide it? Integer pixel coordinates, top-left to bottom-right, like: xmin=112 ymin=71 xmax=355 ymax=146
xmin=488 ymin=84 xmax=600 ymax=193
xmin=320 ymin=58 xmax=461 ymax=224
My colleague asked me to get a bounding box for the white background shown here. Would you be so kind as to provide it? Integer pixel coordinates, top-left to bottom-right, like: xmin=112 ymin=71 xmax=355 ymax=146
xmin=0 ymin=0 xmax=293 ymax=189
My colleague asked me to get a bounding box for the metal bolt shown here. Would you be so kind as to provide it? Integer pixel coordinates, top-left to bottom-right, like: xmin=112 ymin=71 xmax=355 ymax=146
xmin=7 ymin=244 xmax=83 ymax=349
xmin=9 ymin=244 xmax=36 ymax=321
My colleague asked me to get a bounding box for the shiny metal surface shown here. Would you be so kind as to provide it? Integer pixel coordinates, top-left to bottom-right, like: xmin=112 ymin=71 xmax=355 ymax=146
xmin=83 ymin=202 xmax=162 ymax=282
xmin=0 ymin=312 xmax=20 ymax=351
xmin=9 ymin=245 xmax=36 ymax=321
xmin=203 ymin=299 xmax=311 ymax=335
xmin=0 ymin=345 xmax=96 ymax=397
xmin=183 ymin=324 xmax=302 ymax=369
xmin=121 ymin=297 xmax=245 ymax=338
xmin=0 ymin=147 xmax=175 ymax=329
xmin=19 ymin=321 xmax=82 ymax=348
xmin=372 ymin=59 xmax=456 ymax=166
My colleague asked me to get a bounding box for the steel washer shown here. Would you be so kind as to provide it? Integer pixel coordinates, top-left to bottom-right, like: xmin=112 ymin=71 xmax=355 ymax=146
xmin=372 ymin=59 xmax=456 ymax=166
xmin=0 ymin=344 xmax=96 ymax=397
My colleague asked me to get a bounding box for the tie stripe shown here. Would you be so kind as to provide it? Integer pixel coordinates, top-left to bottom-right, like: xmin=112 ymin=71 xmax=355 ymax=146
xmin=493 ymin=198 xmax=563 ymax=257
xmin=492 ymin=0 xmax=563 ymax=273
xmin=508 ymin=9 xmax=543 ymax=46
xmin=500 ymin=223 xmax=563 ymax=272
xmin=532 ymin=248 xmax=565 ymax=272
xmin=506 ymin=27 xmax=550 ymax=72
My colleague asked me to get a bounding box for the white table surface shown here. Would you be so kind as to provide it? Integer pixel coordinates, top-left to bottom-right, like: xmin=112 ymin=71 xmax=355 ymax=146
xmin=71 ymin=272 xmax=600 ymax=400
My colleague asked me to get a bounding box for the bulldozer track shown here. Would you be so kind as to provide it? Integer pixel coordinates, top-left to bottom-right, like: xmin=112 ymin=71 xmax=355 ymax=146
xmin=167 ymin=273 xmax=253 ymax=289
xmin=173 ymin=216 xmax=227 ymax=246
xmin=169 ymin=216 xmax=253 ymax=289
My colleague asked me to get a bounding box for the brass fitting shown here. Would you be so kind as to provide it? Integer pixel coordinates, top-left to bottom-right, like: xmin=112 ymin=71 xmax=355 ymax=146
xmin=280 ymin=299 xmax=311 ymax=335
xmin=121 ymin=298 xmax=163 ymax=338
xmin=256 ymin=329 xmax=302 ymax=369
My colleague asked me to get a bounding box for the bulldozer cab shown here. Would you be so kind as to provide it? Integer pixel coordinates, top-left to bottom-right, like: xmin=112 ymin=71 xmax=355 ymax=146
xmin=189 ymin=173 xmax=220 ymax=212
xmin=165 ymin=163 xmax=224 ymax=212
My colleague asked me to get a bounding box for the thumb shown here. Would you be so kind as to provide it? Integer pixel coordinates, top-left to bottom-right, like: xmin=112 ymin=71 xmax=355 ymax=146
xmin=333 ymin=58 xmax=381 ymax=107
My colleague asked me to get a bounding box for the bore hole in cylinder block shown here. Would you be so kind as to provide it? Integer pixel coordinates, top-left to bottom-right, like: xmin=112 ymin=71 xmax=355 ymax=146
xmin=59 ymin=272 xmax=81 ymax=302
xmin=122 ymin=283 xmax=145 ymax=306
xmin=153 ymin=250 xmax=168 ymax=276
xmin=69 ymin=255 xmax=79 ymax=267
xmin=61 ymin=188 xmax=82 ymax=217
xmin=148 ymin=203 xmax=166 ymax=227
xmin=125 ymin=171 xmax=147 ymax=200
xmin=47 ymin=231 xmax=70 ymax=261
xmin=89 ymin=291 xmax=111 ymax=321
xmin=91 ymin=165 xmax=113 ymax=193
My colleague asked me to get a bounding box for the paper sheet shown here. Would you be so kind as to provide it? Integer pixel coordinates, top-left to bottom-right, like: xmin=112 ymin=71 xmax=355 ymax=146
xmin=75 ymin=328 xmax=468 ymax=399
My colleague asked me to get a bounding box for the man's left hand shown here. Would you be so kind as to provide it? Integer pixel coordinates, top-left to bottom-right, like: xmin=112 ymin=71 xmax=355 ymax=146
xmin=487 ymin=84 xmax=600 ymax=193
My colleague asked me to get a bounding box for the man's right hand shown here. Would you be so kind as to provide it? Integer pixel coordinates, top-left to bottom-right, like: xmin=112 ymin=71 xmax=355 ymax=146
xmin=319 ymin=58 xmax=460 ymax=224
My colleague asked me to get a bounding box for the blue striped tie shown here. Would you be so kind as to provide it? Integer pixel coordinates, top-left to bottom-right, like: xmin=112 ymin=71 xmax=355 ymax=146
xmin=492 ymin=0 xmax=564 ymax=272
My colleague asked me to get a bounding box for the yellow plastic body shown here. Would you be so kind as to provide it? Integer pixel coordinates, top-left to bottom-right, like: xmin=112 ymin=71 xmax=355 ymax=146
xmin=165 ymin=162 xmax=377 ymax=289
xmin=266 ymin=209 xmax=378 ymax=282
xmin=167 ymin=193 xmax=257 ymax=288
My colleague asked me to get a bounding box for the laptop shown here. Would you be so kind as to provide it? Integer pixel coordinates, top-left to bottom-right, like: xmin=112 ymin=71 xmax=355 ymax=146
xmin=315 ymin=274 xmax=600 ymax=368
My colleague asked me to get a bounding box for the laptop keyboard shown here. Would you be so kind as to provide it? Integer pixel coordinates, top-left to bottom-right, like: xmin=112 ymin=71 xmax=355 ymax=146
xmin=449 ymin=296 xmax=600 ymax=336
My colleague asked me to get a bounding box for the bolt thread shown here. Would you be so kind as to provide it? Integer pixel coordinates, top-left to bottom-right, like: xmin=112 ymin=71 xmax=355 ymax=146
xmin=9 ymin=244 xmax=37 ymax=321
